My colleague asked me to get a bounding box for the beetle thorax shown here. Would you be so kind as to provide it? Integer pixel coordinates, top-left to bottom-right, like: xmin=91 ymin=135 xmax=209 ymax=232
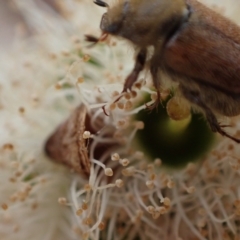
xmin=100 ymin=0 xmax=187 ymax=47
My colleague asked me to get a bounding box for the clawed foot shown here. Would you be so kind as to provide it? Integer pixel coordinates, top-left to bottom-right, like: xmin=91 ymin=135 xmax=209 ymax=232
xmin=179 ymin=87 xmax=240 ymax=143
xmin=209 ymin=121 xmax=240 ymax=143
xmin=102 ymin=105 xmax=109 ymax=116
xmin=101 ymin=88 xmax=130 ymax=116
xmin=145 ymin=90 xmax=161 ymax=112
xmin=145 ymin=100 xmax=159 ymax=112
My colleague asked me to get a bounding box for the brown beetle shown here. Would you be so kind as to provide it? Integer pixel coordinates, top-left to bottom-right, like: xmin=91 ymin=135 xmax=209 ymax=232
xmin=86 ymin=0 xmax=240 ymax=143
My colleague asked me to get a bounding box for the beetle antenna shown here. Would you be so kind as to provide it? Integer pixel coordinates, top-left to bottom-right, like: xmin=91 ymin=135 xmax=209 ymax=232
xmin=93 ymin=0 xmax=109 ymax=7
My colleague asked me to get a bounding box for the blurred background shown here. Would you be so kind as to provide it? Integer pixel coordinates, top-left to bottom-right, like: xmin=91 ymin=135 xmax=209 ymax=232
xmin=0 ymin=0 xmax=59 ymax=50
xmin=0 ymin=1 xmax=21 ymax=49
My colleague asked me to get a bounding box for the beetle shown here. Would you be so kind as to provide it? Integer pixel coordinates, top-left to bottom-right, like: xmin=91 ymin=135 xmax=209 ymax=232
xmin=86 ymin=0 xmax=240 ymax=143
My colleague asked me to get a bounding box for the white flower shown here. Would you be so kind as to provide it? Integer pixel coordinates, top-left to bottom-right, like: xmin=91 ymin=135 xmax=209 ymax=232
xmin=1 ymin=0 xmax=240 ymax=240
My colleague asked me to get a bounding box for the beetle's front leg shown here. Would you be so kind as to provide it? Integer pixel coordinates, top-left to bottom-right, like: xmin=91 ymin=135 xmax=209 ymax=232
xmin=112 ymin=48 xmax=147 ymax=105
xmin=181 ymin=86 xmax=240 ymax=143
xmin=103 ymin=48 xmax=146 ymax=115
xmin=122 ymin=48 xmax=147 ymax=92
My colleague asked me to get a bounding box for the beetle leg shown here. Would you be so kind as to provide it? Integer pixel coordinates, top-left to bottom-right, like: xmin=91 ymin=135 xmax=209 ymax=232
xmin=145 ymin=52 xmax=163 ymax=111
xmin=103 ymin=48 xmax=146 ymax=115
xmin=181 ymin=86 xmax=240 ymax=143
xmin=122 ymin=48 xmax=147 ymax=92
xmin=113 ymin=48 xmax=147 ymax=104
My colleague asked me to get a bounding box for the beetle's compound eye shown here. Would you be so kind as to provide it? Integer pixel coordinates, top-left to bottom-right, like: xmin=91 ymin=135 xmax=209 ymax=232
xmin=93 ymin=0 xmax=109 ymax=8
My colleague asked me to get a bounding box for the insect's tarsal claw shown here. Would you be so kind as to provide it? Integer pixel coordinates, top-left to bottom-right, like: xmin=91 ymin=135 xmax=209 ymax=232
xmin=102 ymin=105 xmax=109 ymax=116
xmin=145 ymin=101 xmax=159 ymax=113
xmin=209 ymin=120 xmax=240 ymax=143
xmin=113 ymin=94 xmax=124 ymax=104
xmin=121 ymin=87 xmax=130 ymax=93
